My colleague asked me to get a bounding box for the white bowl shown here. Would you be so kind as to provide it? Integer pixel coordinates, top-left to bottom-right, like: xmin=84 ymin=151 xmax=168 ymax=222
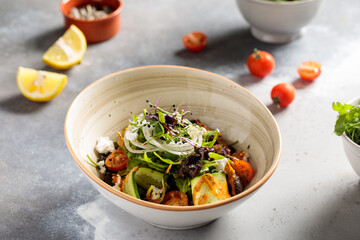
xmin=236 ymin=0 xmax=324 ymax=43
xmin=342 ymin=96 xmax=360 ymax=177
xmin=64 ymin=65 xmax=282 ymax=229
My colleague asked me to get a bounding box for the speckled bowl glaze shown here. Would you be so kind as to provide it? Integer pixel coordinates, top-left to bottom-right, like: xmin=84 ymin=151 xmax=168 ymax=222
xmin=64 ymin=65 xmax=282 ymax=229
xmin=342 ymin=96 xmax=360 ymax=177
xmin=236 ymin=0 xmax=323 ymax=44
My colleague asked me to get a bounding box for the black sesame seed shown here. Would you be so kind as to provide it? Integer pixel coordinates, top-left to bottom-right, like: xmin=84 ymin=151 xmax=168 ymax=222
xmin=173 ymin=104 xmax=175 ymax=107
xmin=146 ymin=100 xmax=149 ymax=102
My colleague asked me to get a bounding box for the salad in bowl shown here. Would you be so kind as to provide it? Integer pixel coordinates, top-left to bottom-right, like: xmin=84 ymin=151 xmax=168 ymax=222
xmin=89 ymin=99 xmax=254 ymax=206
xmin=65 ymin=65 xmax=281 ymax=229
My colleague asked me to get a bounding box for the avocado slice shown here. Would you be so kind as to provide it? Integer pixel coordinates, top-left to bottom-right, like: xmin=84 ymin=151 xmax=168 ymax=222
xmin=191 ymin=172 xmax=231 ymax=205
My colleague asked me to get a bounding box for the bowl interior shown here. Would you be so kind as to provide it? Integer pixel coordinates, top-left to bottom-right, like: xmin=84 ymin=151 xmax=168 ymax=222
xmin=347 ymin=96 xmax=360 ymax=106
xmin=65 ymin=66 xmax=281 ymax=208
xmin=61 ymin=0 xmax=121 ymax=19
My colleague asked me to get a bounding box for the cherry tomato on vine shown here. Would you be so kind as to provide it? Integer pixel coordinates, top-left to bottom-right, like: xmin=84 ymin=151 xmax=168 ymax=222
xmin=182 ymin=32 xmax=208 ymax=52
xmin=297 ymin=61 xmax=321 ymax=82
xmin=247 ymin=49 xmax=275 ymax=78
xmin=105 ymin=149 xmax=129 ymax=171
xmin=271 ymin=83 xmax=296 ymax=107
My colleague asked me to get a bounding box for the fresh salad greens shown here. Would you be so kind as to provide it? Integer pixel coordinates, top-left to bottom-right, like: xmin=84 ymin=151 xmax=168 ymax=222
xmin=92 ymin=99 xmax=254 ymax=206
xmin=333 ymin=102 xmax=360 ymax=145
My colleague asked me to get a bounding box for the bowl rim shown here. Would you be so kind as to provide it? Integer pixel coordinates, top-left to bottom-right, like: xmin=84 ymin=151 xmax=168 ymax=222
xmin=241 ymin=0 xmax=318 ymax=6
xmin=60 ymin=0 xmax=123 ymax=23
xmin=64 ymin=65 xmax=282 ymax=212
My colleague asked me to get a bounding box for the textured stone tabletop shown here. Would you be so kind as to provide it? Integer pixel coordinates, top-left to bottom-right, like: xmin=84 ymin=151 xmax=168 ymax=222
xmin=1 ymin=0 xmax=360 ymax=239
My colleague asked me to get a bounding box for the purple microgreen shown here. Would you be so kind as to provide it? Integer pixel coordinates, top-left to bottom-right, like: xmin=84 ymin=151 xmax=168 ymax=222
xmin=181 ymin=106 xmax=190 ymax=122
xmin=180 ymin=136 xmax=197 ymax=147
xmin=154 ymin=96 xmax=161 ymax=113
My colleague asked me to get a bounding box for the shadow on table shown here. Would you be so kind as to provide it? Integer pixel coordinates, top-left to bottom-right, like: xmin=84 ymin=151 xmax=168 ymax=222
xmin=231 ymin=72 xmax=264 ymax=88
xmin=24 ymin=26 xmax=74 ymax=73
xmin=299 ymin=180 xmax=360 ymax=240
xmin=175 ymin=27 xmax=287 ymax=68
xmin=27 ymin=26 xmax=65 ymax=52
xmin=292 ymin=77 xmax=313 ymax=90
xmin=76 ymin=196 xmax=241 ymax=239
xmin=266 ymin=103 xmax=286 ymax=115
xmin=0 ymin=94 xmax=48 ymax=113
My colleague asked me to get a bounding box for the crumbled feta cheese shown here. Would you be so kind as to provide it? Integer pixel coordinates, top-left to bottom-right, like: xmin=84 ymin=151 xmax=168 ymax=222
xmin=215 ymin=158 xmax=228 ymax=172
xmin=151 ymin=186 xmax=163 ymax=200
xmin=113 ymin=174 xmax=121 ymax=191
xmin=98 ymin=160 xmax=106 ymax=174
xmin=95 ymin=137 xmax=115 ymax=154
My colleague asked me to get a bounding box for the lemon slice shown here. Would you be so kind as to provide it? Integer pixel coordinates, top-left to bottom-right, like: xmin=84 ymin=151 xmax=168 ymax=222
xmin=16 ymin=67 xmax=67 ymax=102
xmin=42 ymin=25 xmax=87 ymax=70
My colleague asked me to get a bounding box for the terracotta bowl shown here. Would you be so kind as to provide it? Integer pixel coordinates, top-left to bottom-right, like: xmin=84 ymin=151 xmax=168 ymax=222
xmin=60 ymin=0 xmax=122 ymax=43
xmin=342 ymin=96 xmax=360 ymax=177
xmin=64 ymin=65 xmax=282 ymax=229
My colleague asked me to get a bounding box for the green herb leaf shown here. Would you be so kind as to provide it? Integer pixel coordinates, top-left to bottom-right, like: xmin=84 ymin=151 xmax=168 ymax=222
xmin=132 ymin=114 xmax=138 ymax=123
xmin=333 ymin=102 xmax=360 ymax=145
xmin=202 ymin=129 xmax=219 ymax=148
xmin=334 ymin=114 xmax=347 ymax=136
xmin=174 ymin=177 xmax=191 ymax=193
xmin=332 ymin=102 xmax=353 ymax=115
xmin=142 ymin=152 xmax=167 ymax=171
xmin=208 ymin=152 xmax=228 ymax=160
xmin=87 ymin=155 xmax=99 ymax=168
xmin=154 ymin=152 xmax=181 ymax=165
xmin=158 ymin=112 xmax=165 ymax=124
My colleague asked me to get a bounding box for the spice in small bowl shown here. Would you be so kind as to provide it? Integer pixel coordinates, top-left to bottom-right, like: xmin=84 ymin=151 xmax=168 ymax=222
xmin=70 ymin=4 xmax=113 ymax=20
xmin=60 ymin=0 xmax=123 ymax=43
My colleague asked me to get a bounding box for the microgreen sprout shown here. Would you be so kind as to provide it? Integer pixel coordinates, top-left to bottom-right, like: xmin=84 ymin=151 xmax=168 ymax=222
xmin=87 ymin=155 xmax=100 ymax=168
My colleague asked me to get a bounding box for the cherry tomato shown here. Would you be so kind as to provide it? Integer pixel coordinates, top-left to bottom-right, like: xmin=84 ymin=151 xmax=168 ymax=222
xmin=182 ymin=32 xmax=208 ymax=52
xmin=247 ymin=49 xmax=275 ymax=78
xmin=271 ymin=83 xmax=296 ymax=107
xmin=297 ymin=61 xmax=321 ymax=82
xmin=230 ymin=159 xmax=254 ymax=187
xmin=162 ymin=190 xmax=189 ymax=206
xmin=105 ymin=149 xmax=129 ymax=171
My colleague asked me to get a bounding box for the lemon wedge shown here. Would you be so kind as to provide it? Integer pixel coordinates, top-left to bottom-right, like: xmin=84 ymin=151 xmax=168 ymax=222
xmin=42 ymin=25 xmax=87 ymax=70
xmin=16 ymin=67 xmax=67 ymax=102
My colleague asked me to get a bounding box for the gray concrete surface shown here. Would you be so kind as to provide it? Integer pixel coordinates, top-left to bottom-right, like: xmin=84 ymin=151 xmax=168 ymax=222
xmin=1 ymin=0 xmax=360 ymax=239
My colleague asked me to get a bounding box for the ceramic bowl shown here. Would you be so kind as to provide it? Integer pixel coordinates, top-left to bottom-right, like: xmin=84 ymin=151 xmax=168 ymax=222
xmin=236 ymin=0 xmax=323 ymax=44
xmin=342 ymin=96 xmax=360 ymax=177
xmin=60 ymin=0 xmax=122 ymax=43
xmin=64 ymin=65 xmax=282 ymax=229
